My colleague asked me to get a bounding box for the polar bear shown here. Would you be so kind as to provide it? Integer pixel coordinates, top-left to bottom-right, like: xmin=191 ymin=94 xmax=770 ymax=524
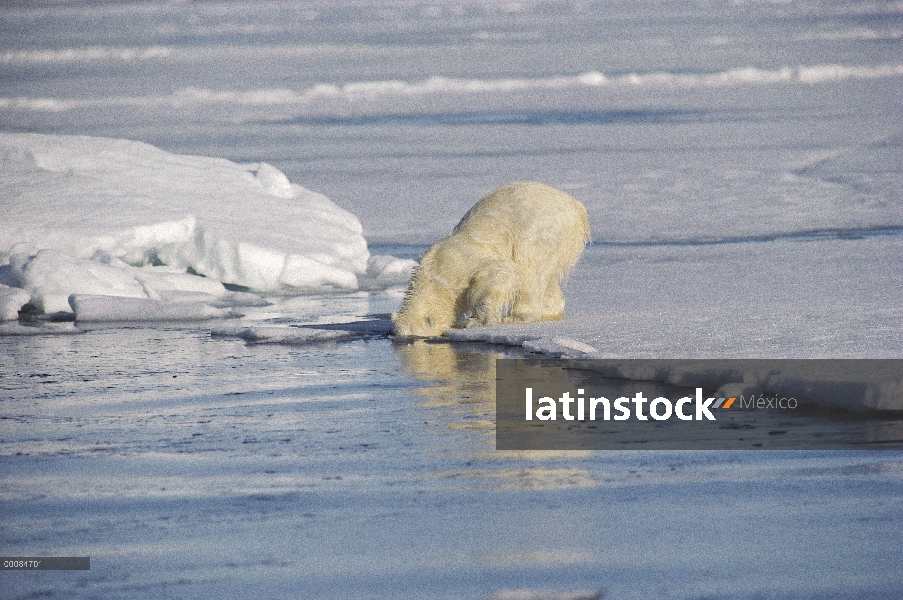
xmin=392 ymin=181 xmax=590 ymax=337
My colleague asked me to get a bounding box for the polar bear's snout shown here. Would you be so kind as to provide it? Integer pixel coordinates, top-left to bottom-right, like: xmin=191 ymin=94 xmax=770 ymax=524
xmin=391 ymin=309 xmax=441 ymax=338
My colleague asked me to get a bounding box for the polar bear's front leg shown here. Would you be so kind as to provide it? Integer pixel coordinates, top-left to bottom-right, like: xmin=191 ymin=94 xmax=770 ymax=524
xmin=464 ymin=261 xmax=522 ymax=327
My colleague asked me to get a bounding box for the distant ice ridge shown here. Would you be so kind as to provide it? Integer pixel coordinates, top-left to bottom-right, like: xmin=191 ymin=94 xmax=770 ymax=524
xmin=0 ymin=45 xmax=174 ymax=65
xmin=0 ymin=133 xmax=414 ymax=321
xmin=3 ymin=63 xmax=901 ymax=113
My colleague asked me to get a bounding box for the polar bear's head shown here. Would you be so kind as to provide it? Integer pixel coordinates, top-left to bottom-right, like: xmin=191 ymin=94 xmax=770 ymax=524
xmin=392 ymin=269 xmax=457 ymax=338
xmin=392 ymin=309 xmax=444 ymax=338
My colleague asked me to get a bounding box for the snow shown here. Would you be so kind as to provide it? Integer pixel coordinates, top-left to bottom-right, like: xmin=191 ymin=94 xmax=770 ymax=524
xmin=5 ymin=64 xmax=902 ymax=114
xmin=0 ymin=283 xmax=30 ymax=321
xmin=0 ymin=132 xmax=415 ymax=320
xmin=68 ymin=295 xmax=237 ymax=322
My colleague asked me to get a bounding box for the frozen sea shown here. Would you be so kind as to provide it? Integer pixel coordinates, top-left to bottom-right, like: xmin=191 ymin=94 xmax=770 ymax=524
xmin=1 ymin=1 xmax=902 ymax=598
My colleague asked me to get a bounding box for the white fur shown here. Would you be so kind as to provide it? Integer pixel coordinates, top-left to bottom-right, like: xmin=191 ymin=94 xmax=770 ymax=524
xmin=392 ymin=181 xmax=590 ymax=337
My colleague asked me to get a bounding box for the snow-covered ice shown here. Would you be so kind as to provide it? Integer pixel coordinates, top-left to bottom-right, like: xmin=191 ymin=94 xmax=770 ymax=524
xmin=0 ymin=132 xmax=415 ymax=319
xmin=68 ymin=294 xmax=237 ymax=322
xmin=0 ymin=283 xmax=30 ymax=320
xmin=450 ymin=238 xmax=903 ymax=410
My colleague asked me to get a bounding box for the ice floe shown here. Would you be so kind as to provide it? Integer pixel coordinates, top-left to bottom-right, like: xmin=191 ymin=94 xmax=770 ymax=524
xmin=0 ymin=132 xmax=415 ymax=321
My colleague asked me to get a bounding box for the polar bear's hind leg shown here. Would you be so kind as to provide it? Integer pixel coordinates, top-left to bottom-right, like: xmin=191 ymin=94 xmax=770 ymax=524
xmin=505 ymin=280 xmax=565 ymax=324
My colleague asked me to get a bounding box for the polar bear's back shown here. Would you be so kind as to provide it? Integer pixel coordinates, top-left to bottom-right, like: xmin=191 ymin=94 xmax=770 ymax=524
xmin=454 ymin=181 xmax=588 ymax=238
xmin=451 ymin=181 xmax=590 ymax=275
